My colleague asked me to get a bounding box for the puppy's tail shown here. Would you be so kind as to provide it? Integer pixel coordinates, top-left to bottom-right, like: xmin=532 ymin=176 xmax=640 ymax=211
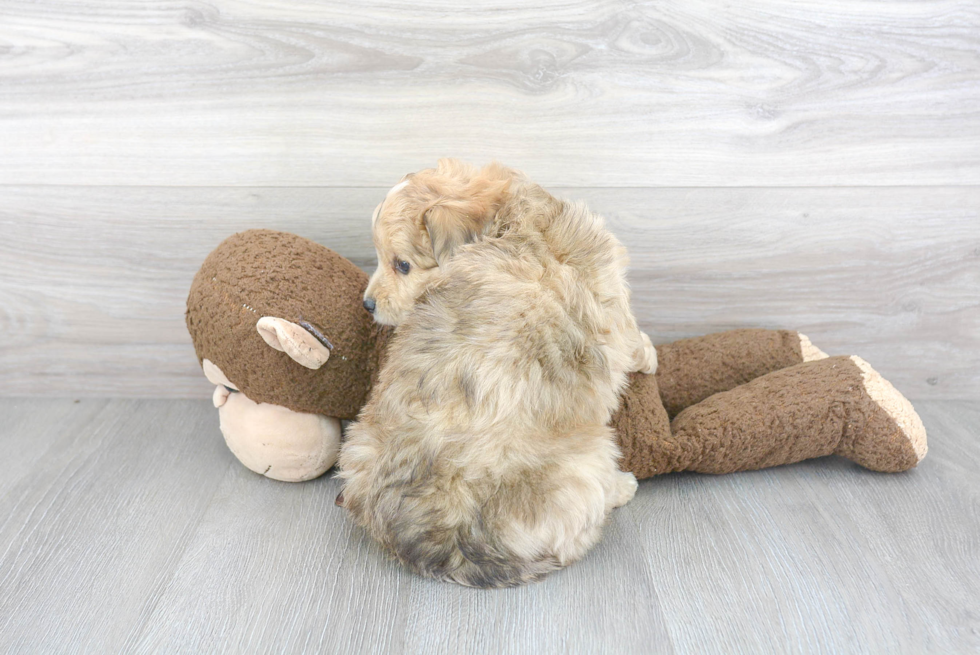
xmin=388 ymin=514 xmax=559 ymax=589
xmin=444 ymin=525 xmax=561 ymax=589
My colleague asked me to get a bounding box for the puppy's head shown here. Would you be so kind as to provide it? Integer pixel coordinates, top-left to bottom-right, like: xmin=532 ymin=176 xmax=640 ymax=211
xmin=363 ymin=159 xmax=513 ymax=325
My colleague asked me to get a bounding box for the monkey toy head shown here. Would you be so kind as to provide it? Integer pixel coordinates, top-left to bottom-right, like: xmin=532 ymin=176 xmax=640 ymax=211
xmin=186 ymin=230 xmax=389 ymax=481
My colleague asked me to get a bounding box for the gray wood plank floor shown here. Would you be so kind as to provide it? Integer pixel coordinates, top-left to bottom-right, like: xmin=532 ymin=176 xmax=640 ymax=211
xmin=1 ymin=399 xmax=977 ymax=654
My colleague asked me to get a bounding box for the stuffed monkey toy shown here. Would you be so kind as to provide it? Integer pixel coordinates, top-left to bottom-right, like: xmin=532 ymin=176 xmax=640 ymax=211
xmin=186 ymin=230 xmax=927 ymax=482
xmin=185 ymin=229 xmax=390 ymax=481
xmin=613 ymin=333 xmax=927 ymax=477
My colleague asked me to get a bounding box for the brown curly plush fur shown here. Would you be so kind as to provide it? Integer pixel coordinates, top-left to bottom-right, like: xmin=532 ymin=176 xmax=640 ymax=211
xmin=186 ymin=230 xmax=390 ymax=420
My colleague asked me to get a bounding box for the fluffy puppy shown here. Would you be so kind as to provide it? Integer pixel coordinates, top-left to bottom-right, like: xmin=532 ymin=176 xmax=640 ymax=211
xmin=339 ymin=159 xmax=657 ymax=587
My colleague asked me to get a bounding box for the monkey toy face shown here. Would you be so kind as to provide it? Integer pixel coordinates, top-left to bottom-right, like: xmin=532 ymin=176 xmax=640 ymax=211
xmin=202 ymin=355 xmax=341 ymax=482
xmin=186 ymin=230 xmax=389 ymax=482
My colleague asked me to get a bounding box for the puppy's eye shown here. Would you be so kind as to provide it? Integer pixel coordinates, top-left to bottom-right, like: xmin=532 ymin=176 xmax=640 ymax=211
xmin=396 ymin=259 xmax=411 ymax=275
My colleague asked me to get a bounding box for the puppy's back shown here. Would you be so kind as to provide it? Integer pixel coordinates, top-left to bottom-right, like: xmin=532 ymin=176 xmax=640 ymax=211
xmin=341 ymin=204 xmax=634 ymax=588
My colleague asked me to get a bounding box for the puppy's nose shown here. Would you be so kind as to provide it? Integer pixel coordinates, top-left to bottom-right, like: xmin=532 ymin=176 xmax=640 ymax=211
xmin=363 ymin=297 xmax=376 ymax=313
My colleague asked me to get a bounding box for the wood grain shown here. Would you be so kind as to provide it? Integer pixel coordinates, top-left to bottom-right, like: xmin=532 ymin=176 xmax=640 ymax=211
xmin=2 ymin=2 xmax=977 ymax=651
xmin=628 ymin=415 xmax=980 ymax=654
xmin=127 ymin=467 xmax=413 ymax=654
xmin=1 ymin=399 xmax=977 ymax=653
xmin=1 ymin=185 xmax=977 ymax=399
xmin=0 ymin=399 xmax=232 ymax=653
xmin=0 ymin=1 xmax=978 ymax=186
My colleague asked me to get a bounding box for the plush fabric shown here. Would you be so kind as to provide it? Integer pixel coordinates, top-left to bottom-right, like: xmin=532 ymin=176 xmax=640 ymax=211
xmin=614 ymin=335 xmax=926 ymax=478
xmin=186 ymin=230 xmax=389 ymax=419
xmin=667 ymin=356 xmax=924 ymax=474
xmin=610 ymin=372 xmax=672 ymax=480
xmin=218 ymin=390 xmax=342 ymax=482
xmin=654 ymin=328 xmax=808 ymax=419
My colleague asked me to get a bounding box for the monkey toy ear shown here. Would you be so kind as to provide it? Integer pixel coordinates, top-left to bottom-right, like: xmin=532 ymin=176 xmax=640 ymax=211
xmin=256 ymin=317 xmax=330 ymax=370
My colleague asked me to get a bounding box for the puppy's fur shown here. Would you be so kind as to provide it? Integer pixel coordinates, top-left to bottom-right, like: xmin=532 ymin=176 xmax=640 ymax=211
xmin=339 ymin=159 xmax=657 ymax=587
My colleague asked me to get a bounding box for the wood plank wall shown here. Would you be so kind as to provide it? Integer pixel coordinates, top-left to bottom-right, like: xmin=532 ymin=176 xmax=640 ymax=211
xmin=1 ymin=1 xmax=978 ymax=399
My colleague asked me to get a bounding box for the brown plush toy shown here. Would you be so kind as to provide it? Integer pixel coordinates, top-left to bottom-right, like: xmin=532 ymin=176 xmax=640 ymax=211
xmin=186 ymin=230 xmax=927 ymax=482
xmin=186 ymin=230 xmax=390 ymax=481
xmin=613 ymin=331 xmax=927 ymax=478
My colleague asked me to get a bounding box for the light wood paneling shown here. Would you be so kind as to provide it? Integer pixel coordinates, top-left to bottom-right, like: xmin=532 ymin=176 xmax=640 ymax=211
xmin=1 ymin=185 xmax=976 ymax=399
xmin=1 ymin=1 xmax=978 ymax=186
xmin=1 ymin=399 xmax=977 ymax=653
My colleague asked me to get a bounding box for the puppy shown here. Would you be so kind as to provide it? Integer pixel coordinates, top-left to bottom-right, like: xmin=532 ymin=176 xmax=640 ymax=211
xmin=338 ymin=159 xmax=657 ymax=587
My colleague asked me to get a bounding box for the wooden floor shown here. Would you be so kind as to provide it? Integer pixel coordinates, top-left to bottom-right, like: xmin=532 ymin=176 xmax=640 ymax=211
xmin=1 ymin=398 xmax=977 ymax=654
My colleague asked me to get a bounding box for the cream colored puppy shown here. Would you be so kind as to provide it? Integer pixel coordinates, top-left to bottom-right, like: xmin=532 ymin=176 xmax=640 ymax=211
xmin=338 ymin=159 xmax=657 ymax=587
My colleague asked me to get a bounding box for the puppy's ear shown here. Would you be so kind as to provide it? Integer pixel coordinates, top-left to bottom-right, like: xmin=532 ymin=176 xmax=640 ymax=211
xmin=420 ymin=165 xmax=511 ymax=266
xmin=422 ymin=203 xmax=484 ymax=267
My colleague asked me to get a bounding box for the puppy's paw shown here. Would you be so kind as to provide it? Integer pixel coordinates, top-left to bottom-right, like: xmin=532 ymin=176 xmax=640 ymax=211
xmin=636 ymin=331 xmax=658 ymax=375
xmin=612 ymin=471 xmax=638 ymax=508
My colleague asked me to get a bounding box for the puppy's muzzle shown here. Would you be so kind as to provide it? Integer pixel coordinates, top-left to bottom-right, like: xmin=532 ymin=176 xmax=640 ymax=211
xmin=363 ymin=297 xmax=376 ymax=313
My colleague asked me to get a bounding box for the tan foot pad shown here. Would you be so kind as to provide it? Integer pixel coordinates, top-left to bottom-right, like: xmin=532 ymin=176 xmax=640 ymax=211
xmin=798 ymin=332 xmax=829 ymax=362
xmin=843 ymin=356 xmax=927 ymax=471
